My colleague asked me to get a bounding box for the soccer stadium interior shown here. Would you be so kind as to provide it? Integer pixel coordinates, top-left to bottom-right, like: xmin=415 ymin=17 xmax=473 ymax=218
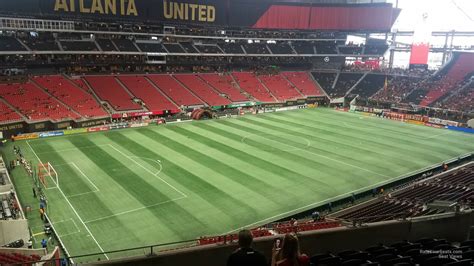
xmin=0 ymin=0 xmax=473 ymax=265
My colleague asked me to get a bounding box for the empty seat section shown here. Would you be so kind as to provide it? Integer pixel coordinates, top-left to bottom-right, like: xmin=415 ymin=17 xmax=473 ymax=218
xmin=147 ymin=75 xmax=203 ymax=106
xmin=163 ymin=43 xmax=185 ymax=53
xmin=0 ymin=82 xmax=80 ymax=121
xmin=0 ymin=101 xmax=22 ymax=123
xmin=113 ymin=39 xmax=138 ymax=52
xmin=194 ymin=45 xmax=222 ymax=54
xmin=293 ymin=42 xmax=315 ymax=54
xmin=282 ymin=72 xmax=324 ymax=96
xmin=258 ymin=74 xmax=302 ymax=101
xmin=218 ymin=43 xmax=244 ymax=54
xmin=96 ymin=39 xmax=117 ymax=51
xmin=232 ymin=72 xmax=275 ymax=102
xmin=243 ymin=43 xmax=270 ymax=54
xmin=0 ymin=36 xmax=26 ymax=51
xmin=117 ymin=76 xmax=178 ymax=111
xmin=267 ymin=43 xmax=294 ymax=54
xmin=179 ymin=42 xmax=199 ymax=53
xmin=33 ymin=76 xmax=108 ymax=118
xmin=312 ymin=72 xmax=337 ymax=96
xmin=136 ymin=42 xmax=166 ymax=53
xmin=60 ymin=41 xmax=98 ymax=51
xmin=84 ymin=76 xmax=142 ymax=111
xmin=174 ymin=74 xmax=231 ymax=106
xmin=199 ymin=74 xmax=249 ymax=102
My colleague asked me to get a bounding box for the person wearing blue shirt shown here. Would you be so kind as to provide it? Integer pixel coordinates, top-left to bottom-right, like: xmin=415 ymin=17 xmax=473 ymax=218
xmin=41 ymin=239 xmax=47 ymax=249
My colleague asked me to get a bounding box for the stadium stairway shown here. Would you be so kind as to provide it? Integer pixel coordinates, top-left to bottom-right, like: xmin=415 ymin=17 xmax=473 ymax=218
xmin=349 ymin=73 xmax=386 ymax=98
xmin=146 ymin=74 xmax=205 ymax=107
xmin=32 ymin=75 xmax=108 ymax=119
xmin=232 ymin=72 xmax=277 ymax=102
xmin=199 ymin=73 xmax=250 ymax=102
xmin=309 ymin=238 xmax=473 ymax=266
xmin=117 ymin=75 xmax=179 ymax=112
xmin=29 ymin=79 xmax=84 ymax=119
xmin=0 ymin=82 xmax=81 ymax=121
xmin=258 ymin=73 xmax=303 ymax=101
xmin=0 ymin=98 xmax=23 ymax=124
xmin=420 ymin=53 xmax=474 ymax=106
xmin=84 ymin=76 xmax=143 ymax=112
xmin=332 ymin=164 xmax=474 ymax=224
xmin=282 ymin=72 xmax=325 ymax=97
xmin=0 ymin=252 xmax=42 ymax=265
xmin=174 ymin=74 xmax=232 ymax=106
xmin=311 ymin=72 xmax=338 ymax=99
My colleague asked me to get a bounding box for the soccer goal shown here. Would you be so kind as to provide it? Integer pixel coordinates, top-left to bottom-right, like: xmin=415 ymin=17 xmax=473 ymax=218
xmin=38 ymin=162 xmax=58 ymax=188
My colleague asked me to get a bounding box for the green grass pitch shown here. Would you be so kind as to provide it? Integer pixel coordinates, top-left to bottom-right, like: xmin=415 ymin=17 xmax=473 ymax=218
xmin=3 ymin=108 xmax=474 ymax=262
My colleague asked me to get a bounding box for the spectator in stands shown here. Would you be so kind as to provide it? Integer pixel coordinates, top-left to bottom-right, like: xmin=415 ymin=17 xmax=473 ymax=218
xmin=311 ymin=211 xmax=320 ymax=222
xmin=443 ymin=163 xmax=449 ymax=172
xmin=227 ymin=229 xmax=267 ymax=266
xmin=271 ymin=233 xmax=309 ymax=266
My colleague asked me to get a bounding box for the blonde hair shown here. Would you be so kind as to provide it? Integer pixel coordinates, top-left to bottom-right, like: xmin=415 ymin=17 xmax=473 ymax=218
xmin=278 ymin=234 xmax=301 ymax=266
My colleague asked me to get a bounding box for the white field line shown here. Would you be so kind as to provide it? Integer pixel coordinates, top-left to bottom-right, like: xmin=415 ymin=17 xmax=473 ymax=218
xmin=107 ymin=144 xmax=187 ymax=198
xmin=221 ymin=158 xmax=455 ymax=235
xmin=241 ymin=133 xmax=311 ymax=152
xmin=58 ymin=231 xmax=81 ymax=238
xmin=26 ymin=141 xmax=109 ymax=260
xmin=67 ymin=190 xmax=99 ymax=198
xmin=26 ymin=141 xmax=59 ymax=188
xmin=240 ymin=133 xmax=390 ymax=179
xmin=425 ymin=131 xmax=452 ymax=140
xmin=71 ymin=162 xmax=100 ymax=191
xmin=52 ymin=218 xmax=81 ymax=237
xmin=33 ymin=144 xmax=110 ymax=155
xmin=84 ymin=196 xmax=187 ymax=224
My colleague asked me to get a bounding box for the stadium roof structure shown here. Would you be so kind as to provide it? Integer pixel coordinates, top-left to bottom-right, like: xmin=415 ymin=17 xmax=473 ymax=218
xmin=0 ymin=0 xmax=400 ymax=32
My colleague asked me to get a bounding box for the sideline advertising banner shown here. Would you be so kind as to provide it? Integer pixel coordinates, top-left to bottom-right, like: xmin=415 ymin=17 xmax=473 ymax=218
xmin=39 ymin=131 xmax=65 ymax=138
xmin=64 ymin=128 xmax=88 ymax=135
xmin=13 ymin=133 xmax=39 ymax=141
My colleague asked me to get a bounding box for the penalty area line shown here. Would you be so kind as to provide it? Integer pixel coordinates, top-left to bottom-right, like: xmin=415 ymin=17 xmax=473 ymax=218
xmin=84 ymin=196 xmax=187 ymax=224
xmin=26 ymin=141 xmax=109 ymax=260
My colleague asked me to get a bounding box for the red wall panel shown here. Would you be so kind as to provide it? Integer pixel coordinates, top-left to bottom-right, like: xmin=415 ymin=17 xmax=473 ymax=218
xmin=253 ymin=5 xmax=310 ymax=29
xmin=409 ymin=44 xmax=430 ymax=65
xmin=253 ymin=5 xmax=396 ymax=31
xmin=309 ymin=6 xmax=393 ymax=30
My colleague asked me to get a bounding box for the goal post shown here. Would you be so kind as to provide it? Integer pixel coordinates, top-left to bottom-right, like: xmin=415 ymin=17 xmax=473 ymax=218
xmin=38 ymin=162 xmax=58 ymax=188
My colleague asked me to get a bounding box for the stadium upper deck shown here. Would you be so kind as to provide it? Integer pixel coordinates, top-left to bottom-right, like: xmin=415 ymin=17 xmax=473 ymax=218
xmin=0 ymin=1 xmax=400 ymax=32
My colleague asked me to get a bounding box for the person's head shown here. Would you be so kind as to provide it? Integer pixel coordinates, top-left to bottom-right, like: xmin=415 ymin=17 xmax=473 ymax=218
xmin=279 ymin=234 xmax=301 ymax=263
xmin=238 ymin=229 xmax=253 ymax=248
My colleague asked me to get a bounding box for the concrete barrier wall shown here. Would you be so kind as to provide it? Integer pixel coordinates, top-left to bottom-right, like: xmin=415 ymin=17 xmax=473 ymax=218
xmin=92 ymin=212 xmax=472 ymax=266
xmin=0 ymin=219 xmax=29 ymax=246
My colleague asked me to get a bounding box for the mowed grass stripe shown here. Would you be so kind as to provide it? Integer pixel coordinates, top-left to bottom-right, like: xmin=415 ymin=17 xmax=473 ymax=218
xmin=191 ymin=122 xmax=344 ymax=193
xmin=174 ymin=123 xmax=322 ymax=198
xmin=243 ymin=115 xmax=427 ymax=172
xmin=24 ymin=141 xmax=122 ymax=259
xmin=142 ymin=127 xmax=278 ymax=207
xmin=229 ymin=116 xmax=405 ymax=175
xmin=150 ymin=126 xmax=292 ymax=207
xmin=274 ymin=111 xmax=452 ymax=160
xmin=68 ymin=135 xmax=201 ymax=240
xmin=296 ymin=109 xmax=474 ymax=151
xmin=105 ymin=131 xmax=261 ymax=229
xmin=211 ymin=119 xmax=385 ymax=190
xmin=213 ymin=119 xmax=387 ymax=183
